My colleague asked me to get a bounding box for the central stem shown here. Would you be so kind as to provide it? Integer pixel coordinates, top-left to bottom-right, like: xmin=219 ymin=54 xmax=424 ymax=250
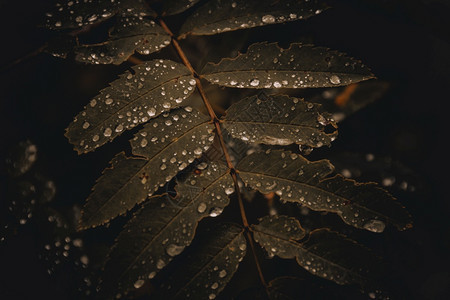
xmin=159 ymin=19 xmax=267 ymax=288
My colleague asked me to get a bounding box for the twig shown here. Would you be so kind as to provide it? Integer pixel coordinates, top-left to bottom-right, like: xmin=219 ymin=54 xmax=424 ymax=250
xmin=159 ymin=18 xmax=268 ymax=289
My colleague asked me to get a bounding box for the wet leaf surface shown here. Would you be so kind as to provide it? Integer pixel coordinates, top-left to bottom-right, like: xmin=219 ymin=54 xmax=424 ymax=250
xmin=201 ymin=42 xmax=374 ymax=88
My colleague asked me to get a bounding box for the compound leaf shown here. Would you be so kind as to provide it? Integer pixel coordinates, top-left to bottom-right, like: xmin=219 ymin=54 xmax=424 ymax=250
xmin=252 ymin=216 xmax=382 ymax=287
xmin=78 ymin=108 xmax=214 ymax=229
xmin=75 ymin=16 xmax=170 ymax=64
xmin=98 ymin=161 xmax=234 ymax=297
xmin=179 ymin=0 xmax=328 ymax=38
xmin=237 ymin=150 xmax=412 ymax=232
xmin=156 ymin=222 xmax=247 ymax=300
xmin=201 ymin=42 xmax=374 ymax=88
xmin=44 ymin=0 xmax=155 ymax=30
xmin=65 ymin=59 xmax=196 ymax=154
xmin=223 ymin=92 xmax=337 ymax=147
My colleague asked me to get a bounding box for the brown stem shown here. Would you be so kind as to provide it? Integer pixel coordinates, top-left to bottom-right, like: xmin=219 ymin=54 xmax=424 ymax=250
xmin=159 ymin=19 xmax=267 ymax=288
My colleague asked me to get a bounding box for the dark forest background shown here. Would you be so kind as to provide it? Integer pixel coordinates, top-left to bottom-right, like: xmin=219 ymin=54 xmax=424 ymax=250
xmin=1 ymin=0 xmax=449 ymax=299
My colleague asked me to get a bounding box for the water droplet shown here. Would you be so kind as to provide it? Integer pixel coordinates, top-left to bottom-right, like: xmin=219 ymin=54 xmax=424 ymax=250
xmin=156 ymin=259 xmax=166 ymax=269
xmin=184 ymin=106 xmax=193 ymax=112
xmin=273 ymin=81 xmax=282 ymax=88
xmin=330 ymin=75 xmax=341 ymax=85
xmin=209 ymin=207 xmax=223 ymax=217
xmin=105 ymin=98 xmax=113 ymax=105
xmin=225 ymin=187 xmax=234 ymax=195
xmin=104 ymin=127 xmax=112 ymax=137
xmin=261 ymin=15 xmax=275 ymax=24
xmin=194 ymin=147 xmax=202 ymax=155
xmin=250 ymin=79 xmax=260 ymax=86
xmin=219 ymin=270 xmax=227 ymax=278
xmin=211 ymin=282 xmax=219 ymax=289
xmin=148 ymin=271 xmax=156 ymax=279
xmin=189 ymin=79 xmax=196 ymax=86
xmin=92 ymin=135 xmax=99 ymax=142
xmin=147 ymin=108 xmax=156 ymax=117
xmin=197 ymin=202 xmax=207 ymax=213
xmin=363 ymin=220 xmax=385 ymax=233
xmin=141 ymin=138 xmax=148 ymax=147
xmin=115 ymin=124 xmax=124 ymax=132
xmin=209 ymin=294 xmax=216 ymax=300
xmin=134 ymin=279 xmax=145 ymax=289
xmin=166 ymin=244 xmax=185 ymax=257
xmin=160 ymin=164 xmax=167 ymax=170
xmin=165 ymin=120 xmax=173 ymax=126
xmin=239 ymin=243 xmax=247 ymax=251
xmin=163 ymin=102 xmax=171 ymax=109
xmin=82 ymin=121 xmax=90 ymax=129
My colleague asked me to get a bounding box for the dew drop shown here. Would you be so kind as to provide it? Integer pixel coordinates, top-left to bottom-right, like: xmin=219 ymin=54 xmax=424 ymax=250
xmin=115 ymin=124 xmax=124 ymax=132
xmin=156 ymin=259 xmax=166 ymax=269
xmin=189 ymin=79 xmax=196 ymax=86
xmin=363 ymin=220 xmax=385 ymax=233
xmin=194 ymin=147 xmax=202 ymax=155
xmin=225 ymin=187 xmax=234 ymax=195
xmin=140 ymin=138 xmax=148 ymax=147
xmin=197 ymin=202 xmax=207 ymax=213
xmin=92 ymin=135 xmax=99 ymax=142
xmin=219 ymin=270 xmax=227 ymax=278
xmin=330 ymin=75 xmax=341 ymax=85
xmin=134 ymin=279 xmax=145 ymax=289
xmin=166 ymin=244 xmax=185 ymax=257
xmin=82 ymin=121 xmax=90 ymax=129
xmin=273 ymin=81 xmax=282 ymax=88
xmin=211 ymin=282 xmax=219 ymax=290
xmin=148 ymin=271 xmax=156 ymax=279
xmin=147 ymin=108 xmax=156 ymax=117
xmin=249 ymin=79 xmax=260 ymax=86
xmin=104 ymin=127 xmax=112 ymax=137
xmin=261 ymin=15 xmax=275 ymax=24
xmin=209 ymin=207 xmax=223 ymax=217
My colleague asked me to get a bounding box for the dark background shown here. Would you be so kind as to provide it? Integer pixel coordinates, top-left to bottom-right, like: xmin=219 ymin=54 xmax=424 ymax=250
xmin=1 ymin=0 xmax=449 ymax=299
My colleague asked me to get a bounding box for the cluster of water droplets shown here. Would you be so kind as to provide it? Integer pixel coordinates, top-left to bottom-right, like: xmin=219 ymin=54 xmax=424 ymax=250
xmin=204 ymin=42 xmax=366 ymax=89
xmin=76 ymin=16 xmax=171 ymax=65
xmin=225 ymin=94 xmax=337 ymax=148
xmin=69 ymin=60 xmax=195 ymax=153
xmin=181 ymin=0 xmax=326 ymax=36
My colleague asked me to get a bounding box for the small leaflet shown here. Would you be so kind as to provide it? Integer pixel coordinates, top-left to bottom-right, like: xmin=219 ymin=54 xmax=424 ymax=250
xmin=155 ymin=223 xmax=246 ymax=300
xmin=223 ymin=93 xmax=337 ymax=147
xmin=237 ymin=150 xmax=412 ymax=232
xmin=252 ymin=216 xmax=383 ymax=288
xmin=65 ymin=59 xmax=195 ymax=154
xmin=78 ymin=108 xmax=214 ymax=229
xmin=98 ymin=161 xmax=234 ymax=298
xmin=179 ymin=0 xmax=328 ymax=37
xmin=75 ymin=16 xmax=171 ymax=65
xmin=201 ymin=42 xmax=375 ymax=88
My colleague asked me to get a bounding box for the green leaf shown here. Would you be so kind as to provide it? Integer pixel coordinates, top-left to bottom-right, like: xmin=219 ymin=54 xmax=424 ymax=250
xmin=223 ymin=92 xmax=337 ymax=147
xmin=98 ymin=161 xmax=234 ymax=297
xmin=44 ymin=0 xmax=155 ymax=30
xmin=252 ymin=216 xmax=382 ymax=287
xmin=201 ymin=42 xmax=375 ymax=88
xmin=161 ymin=0 xmax=201 ymax=16
xmin=75 ymin=16 xmax=171 ymax=65
xmin=155 ymin=222 xmax=247 ymax=300
xmin=179 ymin=0 xmax=328 ymax=37
xmin=78 ymin=108 xmax=215 ymax=229
xmin=65 ymin=59 xmax=196 ymax=154
xmin=237 ymin=150 xmax=412 ymax=232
